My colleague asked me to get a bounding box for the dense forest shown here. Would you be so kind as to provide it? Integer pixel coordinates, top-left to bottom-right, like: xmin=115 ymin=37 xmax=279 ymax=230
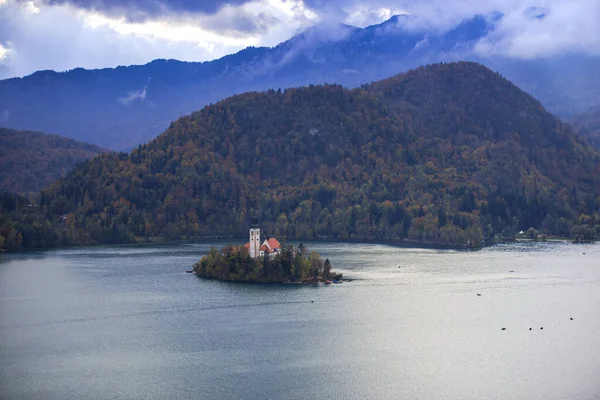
xmin=1 ymin=62 xmax=600 ymax=252
xmin=572 ymin=105 xmax=600 ymax=150
xmin=0 ymin=128 xmax=107 ymax=193
xmin=195 ymin=243 xmax=340 ymax=283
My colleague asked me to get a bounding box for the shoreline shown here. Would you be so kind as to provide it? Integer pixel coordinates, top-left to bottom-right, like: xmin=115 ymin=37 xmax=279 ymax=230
xmin=193 ymin=272 xmax=354 ymax=285
xmin=0 ymin=235 xmax=592 ymax=255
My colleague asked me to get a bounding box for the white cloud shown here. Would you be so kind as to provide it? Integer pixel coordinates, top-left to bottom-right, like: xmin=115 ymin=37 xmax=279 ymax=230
xmin=22 ymin=1 xmax=40 ymax=13
xmin=344 ymin=7 xmax=407 ymax=28
xmin=118 ymin=82 xmax=148 ymax=105
xmin=81 ymin=11 xmax=256 ymax=48
xmin=0 ymin=42 xmax=8 ymax=60
xmin=475 ymin=0 xmax=600 ymax=58
xmin=0 ymin=0 xmax=599 ymax=79
xmin=0 ymin=0 xmax=317 ymax=78
xmin=304 ymin=0 xmax=600 ymax=55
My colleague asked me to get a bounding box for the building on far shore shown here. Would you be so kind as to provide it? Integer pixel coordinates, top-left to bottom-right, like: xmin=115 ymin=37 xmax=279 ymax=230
xmin=244 ymin=217 xmax=281 ymax=259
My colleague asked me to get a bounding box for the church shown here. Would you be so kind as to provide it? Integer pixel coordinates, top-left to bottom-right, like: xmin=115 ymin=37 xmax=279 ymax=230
xmin=244 ymin=217 xmax=281 ymax=259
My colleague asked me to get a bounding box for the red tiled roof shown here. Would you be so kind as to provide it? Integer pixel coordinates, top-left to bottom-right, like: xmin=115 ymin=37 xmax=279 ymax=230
xmin=259 ymin=237 xmax=280 ymax=253
xmin=265 ymin=238 xmax=280 ymax=249
xmin=246 ymin=237 xmax=281 ymax=254
xmin=260 ymin=243 xmax=274 ymax=253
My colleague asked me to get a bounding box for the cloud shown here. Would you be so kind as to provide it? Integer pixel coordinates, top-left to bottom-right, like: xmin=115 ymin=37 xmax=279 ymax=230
xmin=0 ymin=1 xmax=234 ymax=78
xmin=304 ymin=0 xmax=600 ymax=57
xmin=45 ymin=0 xmax=252 ymax=21
xmin=0 ymin=42 xmax=8 ymax=60
xmin=0 ymin=0 xmax=599 ymax=80
xmin=243 ymin=19 xmax=355 ymax=79
xmin=118 ymin=82 xmax=147 ymax=105
xmin=343 ymin=6 xmax=407 ymax=28
xmin=0 ymin=0 xmax=317 ymax=78
xmin=475 ymin=0 xmax=600 ymax=58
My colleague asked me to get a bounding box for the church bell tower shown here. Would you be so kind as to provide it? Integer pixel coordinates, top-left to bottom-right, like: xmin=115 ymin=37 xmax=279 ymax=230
xmin=249 ymin=216 xmax=260 ymax=259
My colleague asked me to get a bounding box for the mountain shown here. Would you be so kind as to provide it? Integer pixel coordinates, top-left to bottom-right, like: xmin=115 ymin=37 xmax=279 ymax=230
xmin=1 ymin=62 xmax=599 ymax=252
xmin=572 ymin=105 xmax=600 ymax=149
xmin=0 ymin=128 xmax=107 ymax=193
xmin=0 ymin=15 xmax=598 ymax=150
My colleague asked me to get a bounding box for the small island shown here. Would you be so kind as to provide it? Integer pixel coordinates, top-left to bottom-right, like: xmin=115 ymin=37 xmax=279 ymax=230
xmin=194 ymin=219 xmax=341 ymax=284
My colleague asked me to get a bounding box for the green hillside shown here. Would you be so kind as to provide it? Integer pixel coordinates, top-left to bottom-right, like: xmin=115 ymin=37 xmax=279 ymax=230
xmin=0 ymin=128 xmax=107 ymax=193
xmin=1 ymin=62 xmax=599 ymax=252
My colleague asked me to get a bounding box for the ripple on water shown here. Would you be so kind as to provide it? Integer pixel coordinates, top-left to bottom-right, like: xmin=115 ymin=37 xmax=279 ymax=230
xmin=1 ymin=241 xmax=599 ymax=400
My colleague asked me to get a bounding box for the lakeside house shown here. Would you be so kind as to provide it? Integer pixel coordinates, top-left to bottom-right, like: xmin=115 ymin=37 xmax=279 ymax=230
xmin=244 ymin=218 xmax=281 ymax=258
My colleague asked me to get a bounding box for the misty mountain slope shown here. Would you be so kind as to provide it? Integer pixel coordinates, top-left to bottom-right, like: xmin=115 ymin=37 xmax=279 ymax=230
xmin=572 ymin=105 xmax=600 ymax=149
xmin=4 ymin=62 xmax=597 ymax=252
xmin=0 ymin=15 xmax=598 ymax=150
xmin=0 ymin=128 xmax=108 ymax=193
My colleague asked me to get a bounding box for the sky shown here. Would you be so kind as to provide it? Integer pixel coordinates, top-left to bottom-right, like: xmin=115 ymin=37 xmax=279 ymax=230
xmin=0 ymin=0 xmax=599 ymax=79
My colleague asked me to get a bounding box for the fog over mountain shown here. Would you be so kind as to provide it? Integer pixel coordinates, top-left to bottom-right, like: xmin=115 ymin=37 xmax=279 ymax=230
xmin=0 ymin=11 xmax=599 ymax=150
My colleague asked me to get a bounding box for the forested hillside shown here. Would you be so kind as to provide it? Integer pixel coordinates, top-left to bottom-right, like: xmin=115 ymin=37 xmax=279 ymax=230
xmin=0 ymin=128 xmax=107 ymax=193
xmin=572 ymin=105 xmax=600 ymax=149
xmin=1 ymin=62 xmax=599 ymax=252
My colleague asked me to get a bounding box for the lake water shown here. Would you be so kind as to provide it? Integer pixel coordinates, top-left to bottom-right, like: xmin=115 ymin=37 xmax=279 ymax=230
xmin=1 ymin=241 xmax=599 ymax=400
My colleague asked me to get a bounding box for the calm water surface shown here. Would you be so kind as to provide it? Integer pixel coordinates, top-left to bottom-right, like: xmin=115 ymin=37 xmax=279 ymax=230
xmin=1 ymin=241 xmax=599 ymax=400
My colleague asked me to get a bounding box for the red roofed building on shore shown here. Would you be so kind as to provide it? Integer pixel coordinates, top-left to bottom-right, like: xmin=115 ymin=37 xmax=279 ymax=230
xmin=244 ymin=217 xmax=281 ymax=259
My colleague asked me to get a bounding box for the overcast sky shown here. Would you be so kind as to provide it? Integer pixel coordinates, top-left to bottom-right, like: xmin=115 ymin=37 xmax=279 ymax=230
xmin=0 ymin=0 xmax=599 ymax=79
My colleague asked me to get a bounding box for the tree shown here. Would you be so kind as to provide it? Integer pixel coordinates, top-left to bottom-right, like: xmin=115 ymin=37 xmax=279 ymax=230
xmin=501 ymin=226 xmax=517 ymax=240
xmin=526 ymin=227 xmax=538 ymax=240
xmin=3 ymin=63 xmax=600 ymax=252
xmin=438 ymin=208 xmax=447 ymax=227
xmin=5 ymin=229 xmax=22 ymax=251
xmin=194 ymin=243 xmax=336 ymax=283
xmin=298 ymin=243 xmax=305 ymax=257
xmin=323 ymin=258 xmax=332 ymax=278
xmin=309 ymin=251 xmax=322 ymax=280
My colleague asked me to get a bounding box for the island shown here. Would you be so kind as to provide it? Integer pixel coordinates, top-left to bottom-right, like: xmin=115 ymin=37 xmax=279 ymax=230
xmin=194 ymin=220 xmax=341 ymax=283
xmin=194 ymin=243 xmax=342 ymax=284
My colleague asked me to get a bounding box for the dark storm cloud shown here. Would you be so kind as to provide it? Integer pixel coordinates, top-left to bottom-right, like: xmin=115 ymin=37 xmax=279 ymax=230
xmin=201 ymin=11 xmax=281 ymax=36
xmin=45 ymin=0 xmax=253 ymax=21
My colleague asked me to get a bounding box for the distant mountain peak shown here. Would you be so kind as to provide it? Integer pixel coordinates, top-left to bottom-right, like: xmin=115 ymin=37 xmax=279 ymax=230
xmin=0 ymin=15 xmax=598 ymax=150
xmin=283 ymin=21 xmax=358 ymax=47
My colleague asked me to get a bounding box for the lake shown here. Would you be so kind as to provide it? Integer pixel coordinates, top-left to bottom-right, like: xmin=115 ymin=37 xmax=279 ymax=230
xmin=1 ymin=241 xmax=599 ymax=400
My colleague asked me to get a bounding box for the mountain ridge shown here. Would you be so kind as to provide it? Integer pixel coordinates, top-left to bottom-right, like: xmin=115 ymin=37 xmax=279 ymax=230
xmin=0 ymin=128 xmax=108 ymax=193
xmin=1 ymin=15 xmax=598 ymax=150
xmin=1 ymin=62 xmax=599 ymax=251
